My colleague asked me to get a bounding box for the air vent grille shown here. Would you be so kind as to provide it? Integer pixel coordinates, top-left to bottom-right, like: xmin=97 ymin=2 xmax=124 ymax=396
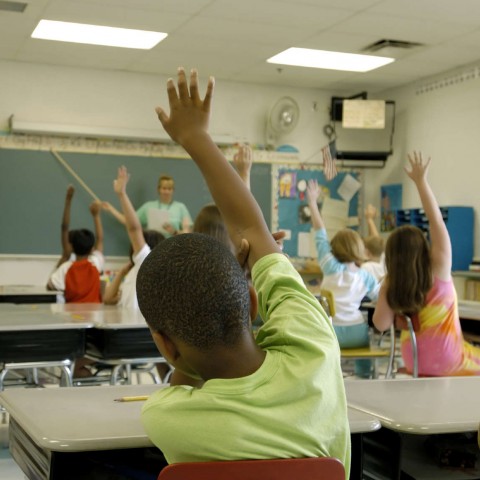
xmin=0 ymin=1 xmax=27 ymax=12
xmin=363 ymin=39 xmax=423 ymax=52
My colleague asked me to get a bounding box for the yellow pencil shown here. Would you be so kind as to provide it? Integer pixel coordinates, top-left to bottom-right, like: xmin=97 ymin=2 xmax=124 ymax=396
xmin=114 ymin=395 xmax=149 ymax=402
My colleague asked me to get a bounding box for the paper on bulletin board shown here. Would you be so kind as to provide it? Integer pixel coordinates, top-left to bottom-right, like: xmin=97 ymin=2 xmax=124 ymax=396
xmin=297 ymin=231 xmax=316 ymax=257
xmin=322 ymin=196 xmax=349 ymax=239
xmin=338 ymin=174 xmax=361 ymax=203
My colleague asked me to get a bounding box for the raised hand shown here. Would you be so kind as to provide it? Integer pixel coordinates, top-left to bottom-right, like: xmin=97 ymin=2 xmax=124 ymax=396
xmin=89 ymin=200 xmax=102 ymax=216
xmin=364 ymin=204 xmax=377 ymax=220
xmin=306 ymin=179 xmax=321 ymax=203
xmin=66 ymin=184 xmax=75 ymax=199
xmin=405 ymin=151 xmax=431 ymax=184
xmin=113 ymin=166 xmax=130 ymax=195
xmin=155 ymin=68 xmax=214 ymax=146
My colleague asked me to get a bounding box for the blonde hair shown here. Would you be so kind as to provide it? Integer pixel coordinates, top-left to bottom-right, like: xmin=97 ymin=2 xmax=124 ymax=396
xmin=363 ymin=235 xmax=385 ymax=258
xmin=331 ymin=229 xmax=367 ymax=266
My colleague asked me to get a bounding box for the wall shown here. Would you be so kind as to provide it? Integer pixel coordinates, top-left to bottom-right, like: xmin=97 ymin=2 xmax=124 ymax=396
xmin=364 ymin=62 xmax=480 ymax=264
xmin=1 ymin=59 xmax=480 ymax=283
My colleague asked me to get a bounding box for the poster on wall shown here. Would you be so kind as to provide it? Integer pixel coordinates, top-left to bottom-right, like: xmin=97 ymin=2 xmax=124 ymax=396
xmin=380 ymin=183 xmax=402 ymax=232
xmin=273 ymin=166 xmax=361 ymax=258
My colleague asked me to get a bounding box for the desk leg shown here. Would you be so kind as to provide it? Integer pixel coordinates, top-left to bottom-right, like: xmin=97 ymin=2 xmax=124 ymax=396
xmin=350 ymin=433 xmax=363 ymax=480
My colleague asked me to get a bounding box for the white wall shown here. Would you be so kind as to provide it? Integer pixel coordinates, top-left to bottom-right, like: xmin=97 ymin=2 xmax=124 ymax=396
xmin=1 ymin=59 xmax=480 ymax=284
xmin=364 ymin=62 xmax=480 ymax=261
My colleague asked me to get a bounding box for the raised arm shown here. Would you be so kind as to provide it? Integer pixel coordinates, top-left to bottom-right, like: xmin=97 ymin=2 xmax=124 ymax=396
xmin=364 ymin=204 xmax=380 ymax=237
xmin=306 ymin=179 xmax=325 ymax=230
xmin=55 ymin=185 xmax=75 ymax=268
xmin=405 ymin=152 xmax=451 ymax=279
xmin=102 ymin=202 xmax=127 ymax=225
xmin=156 ymin=68 xmax=279 ymax=269
xmin=89 ymin=200 xmax=104 ymax=253
xmin=113 ymin=166 xmax=145 ymax=255
xmin=233 ymin=144 xmax=252 ymax=190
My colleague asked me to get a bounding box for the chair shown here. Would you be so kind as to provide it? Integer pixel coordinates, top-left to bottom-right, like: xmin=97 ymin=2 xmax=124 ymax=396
xmin=394 ymin=315 xmax=419 ymax=378
xmin=158 ymin=457 xmax=345 ymax=480
xmin=318 ymin=289 xmax=397 ymax=378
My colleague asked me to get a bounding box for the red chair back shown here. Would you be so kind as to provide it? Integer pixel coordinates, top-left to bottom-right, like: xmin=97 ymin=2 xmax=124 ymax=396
xmin=158 ymin=457 xmax=345 ymax=480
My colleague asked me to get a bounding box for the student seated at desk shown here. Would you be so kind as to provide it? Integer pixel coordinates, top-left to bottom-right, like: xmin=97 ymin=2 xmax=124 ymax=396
xmin=373 ymin=152 xmax=480 ymax=376
xmin=306 ymin=179 xmax=379 ymax=377
xmin=47 ymin=185 xmax=105 ymax=303
xmin=102 ymin=167 xmax=165 ymax=309
xmin=136 ymin=68 xmax=350 ymax=476
xmin=361 ymin=204 xmax=386 ymax=283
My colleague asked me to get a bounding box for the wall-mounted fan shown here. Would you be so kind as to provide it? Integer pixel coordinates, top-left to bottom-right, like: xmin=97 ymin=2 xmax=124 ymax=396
xmin=265 ymin=96 xmax=300 ymax=148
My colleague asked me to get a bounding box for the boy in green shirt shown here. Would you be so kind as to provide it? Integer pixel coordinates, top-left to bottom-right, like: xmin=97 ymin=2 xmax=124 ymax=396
xmin=136 ymin=68 xmax=350 ymax=478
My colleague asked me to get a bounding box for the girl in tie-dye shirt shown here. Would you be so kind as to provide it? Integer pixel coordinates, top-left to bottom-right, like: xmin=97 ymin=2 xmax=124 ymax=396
xmin=373 ymin=152 xmax=480 ymax=376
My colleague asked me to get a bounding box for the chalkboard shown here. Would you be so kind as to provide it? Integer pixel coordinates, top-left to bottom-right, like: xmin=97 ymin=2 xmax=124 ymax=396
xmin=0 ymin=149 xmax=272 ymax=255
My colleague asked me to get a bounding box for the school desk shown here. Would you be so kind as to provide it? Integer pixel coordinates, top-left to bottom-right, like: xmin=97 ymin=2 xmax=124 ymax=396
xmin=0 ymin=309 xmax=93 ymax=389
xmin=0 ymin=384 xmax=380 ymax=480
xmin=345 ymin=377 xmax=480 ymax=479
xmin=0 ymin=285 xmax=62 ymax=304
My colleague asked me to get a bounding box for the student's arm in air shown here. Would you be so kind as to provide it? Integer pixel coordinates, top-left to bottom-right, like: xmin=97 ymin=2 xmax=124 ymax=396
xmin=365 ymin=204 xmax=380 ymax=237
xmin=113 ymin=166 xmax=145 ymax=255
xmin=155 ymin=68 xmax=279 ymax=269
xmin=306 ymin=179 xmax=325 ymax=231
xmin=233 ymin=143 xmax=252 ymax=190
xmin=55 ymin=185 xmax=75 ymax=268
xmin=90 ymin=200 xmax=104 ymax=253
xmin=103 ymin=261 xmax=132 ymax=305
xmin=372 ymin=280 xmax=395 ymax=332
xmin=405 ymin=152 xmax=451 ymax=280
xmin=102 ymin=201 xmax=127 ymax=225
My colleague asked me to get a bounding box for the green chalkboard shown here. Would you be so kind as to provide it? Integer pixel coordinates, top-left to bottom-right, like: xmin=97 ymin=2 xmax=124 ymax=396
xmin=0 ymin=149 xmax=272 ymax=255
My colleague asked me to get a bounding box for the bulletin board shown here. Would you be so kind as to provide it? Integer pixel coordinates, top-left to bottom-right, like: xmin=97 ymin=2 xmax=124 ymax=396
xmin=273 ymin=166 xmax=362 ymax=258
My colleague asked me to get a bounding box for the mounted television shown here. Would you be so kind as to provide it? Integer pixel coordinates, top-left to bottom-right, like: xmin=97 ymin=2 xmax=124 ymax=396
xmin=330 ymin=97 xmax=396 ymax=167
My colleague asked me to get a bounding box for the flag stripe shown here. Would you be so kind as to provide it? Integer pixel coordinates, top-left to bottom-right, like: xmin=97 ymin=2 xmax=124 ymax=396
xmin=322 ymin=144 xmax=338 ymax=181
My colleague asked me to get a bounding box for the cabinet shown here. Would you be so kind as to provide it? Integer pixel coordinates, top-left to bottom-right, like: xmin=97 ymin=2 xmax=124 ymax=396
xmin=394 ymin=206 xmax=473 ymax=271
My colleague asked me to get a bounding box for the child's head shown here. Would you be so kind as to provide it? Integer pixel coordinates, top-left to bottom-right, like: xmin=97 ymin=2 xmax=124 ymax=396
xmin=69 ymin=229 xmax=95 ymax=256
xmin=330 ymin=229 xmax=366 ymax=266
xmin=193 ymin=204 xmax=231 ymax=251
xmin=363 ymin=235 xmax=385 ymax=260
xmin=384 ymin=225 xmax=432 ymax=315
xmin=129 ymin=230 xmax=165 ymax=261
xmin=137 ymin=233 xmax=251 ymax=352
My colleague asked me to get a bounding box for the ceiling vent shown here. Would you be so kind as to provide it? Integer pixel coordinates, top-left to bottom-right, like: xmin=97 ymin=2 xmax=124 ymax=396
xmin=362 ymin=39 xmax=423 ymax=58
xmin=0 ymin=1 xmax=27 ymax=12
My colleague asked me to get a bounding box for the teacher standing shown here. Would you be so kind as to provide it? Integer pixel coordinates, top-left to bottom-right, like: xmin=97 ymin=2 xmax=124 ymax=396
xmin=104 ymin=173 xmax=192 ymax=237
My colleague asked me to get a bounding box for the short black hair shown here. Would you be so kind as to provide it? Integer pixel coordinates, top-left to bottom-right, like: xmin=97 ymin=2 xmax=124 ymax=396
xmin=136 ymin=233 xmax=250 ymax=350
xmin=70 ymin=229 xmax=95 ymax=256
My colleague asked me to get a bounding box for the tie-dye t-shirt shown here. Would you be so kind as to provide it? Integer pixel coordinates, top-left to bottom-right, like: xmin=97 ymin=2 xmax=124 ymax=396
xmin=401 ymin=277 xmax=480 ymax=376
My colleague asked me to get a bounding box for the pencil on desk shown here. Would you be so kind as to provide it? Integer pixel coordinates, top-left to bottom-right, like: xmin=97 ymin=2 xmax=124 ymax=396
xmin=114 ymin=395 xmax=149 ymax=402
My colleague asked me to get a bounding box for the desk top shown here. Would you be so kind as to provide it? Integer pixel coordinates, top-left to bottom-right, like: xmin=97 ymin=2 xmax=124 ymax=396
xmin=0 ymin=309 xmax=92 ymax=331
xmin=345 ymin=377 xmax=480 ymax=434
xmin=0 ymin=285 xmax=60 ymax=296
xmin=1 ymin=303 xmax=150 ymax=329
xmin=458 ymin=300 xmax=480 ymax=321
xmin=0 ymin=385 xmax=379 ymax=452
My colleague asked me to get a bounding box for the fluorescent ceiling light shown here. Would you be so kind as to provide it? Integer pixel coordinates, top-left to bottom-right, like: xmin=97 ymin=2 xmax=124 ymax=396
xmin=267 ymin=47 xmax=394 ymax=72
xmin=31 ymin=19 xmax=167 ymax=49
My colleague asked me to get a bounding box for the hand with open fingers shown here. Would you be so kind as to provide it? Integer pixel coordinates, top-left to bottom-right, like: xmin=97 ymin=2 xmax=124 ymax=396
xmin=405 ymin=151 xmax=431 ymax=184
xmin=155 ymin=68 xmax=214 ymax=146
xmin=306 ymin=179 xmax=321 ymax=203
xmin=233 ymin=144 xmax=253 ymax=176
xmin=113 ymin=166 xmax=130 ymax=195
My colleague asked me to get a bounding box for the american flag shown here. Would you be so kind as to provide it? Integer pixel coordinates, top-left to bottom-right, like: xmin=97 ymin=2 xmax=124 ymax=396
xmin=322 ymin=141 xmax=338 ymax=181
